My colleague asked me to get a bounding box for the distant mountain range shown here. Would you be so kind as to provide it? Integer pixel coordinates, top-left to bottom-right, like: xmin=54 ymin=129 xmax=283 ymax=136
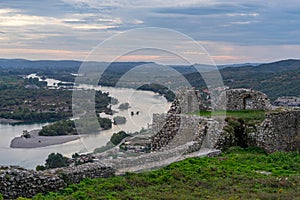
xmin=217 ymin=63 xmax=262 ymax=69
xmin=0 ymin=58 xmax=299 ymax=101
xmin=220 ymin=59 xmax=300 ymax=100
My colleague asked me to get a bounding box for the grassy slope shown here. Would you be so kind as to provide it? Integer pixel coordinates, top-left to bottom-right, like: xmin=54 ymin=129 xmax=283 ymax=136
xmin=27 ymin=147 xmax=300 ymax=200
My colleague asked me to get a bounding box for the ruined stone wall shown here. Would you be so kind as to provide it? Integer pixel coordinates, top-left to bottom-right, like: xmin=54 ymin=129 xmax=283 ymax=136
xmin=215 ymin=88 xmax=271 ymax=111
xmin=174 ymin=89 xmax=203 ymax=114
xmin=151 ymin=113 xmax=222 ymax=152
xmin=151 ymin=87 xmax=221 ymax=151
xmin=256 ymin=111 xmax=300 ymax=153
xmin=0 ymin=162 xmax=115 ymax=199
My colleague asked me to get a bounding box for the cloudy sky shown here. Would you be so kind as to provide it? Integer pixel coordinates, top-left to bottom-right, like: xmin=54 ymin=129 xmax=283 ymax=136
xmin=1 ymin=0 xmax=300 ymax=64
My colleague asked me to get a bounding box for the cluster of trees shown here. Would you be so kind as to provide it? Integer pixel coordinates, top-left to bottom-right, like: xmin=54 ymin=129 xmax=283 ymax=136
xmin=95 ymin=91 xmax=113 ymax=114
xmin=138 ymin=83 xmax=175 ymax=102
xmin=110 ymin=131 xmax=131 ymax=145
xmin=36 ymin=153 xmax=69 ymax=170
xmin=23 ymin=77 xmax=47 ymax=87
xmin=0 ymin=86 xmax=73 ymax=122
xmin=39 ymin=120 xmax=76 ymax=136
xmin=93 ymin=130 xmax=132 ymax=153
xmin=36 ymin=152 xmax=96 ymax=171
xmin=98 ymin=117 xmax=112 ymax=130
xmin=0 ymin=109 xmax=70 ymax=122
xmin=38 ymin=117 xmax=112 ymax=136
xmin=0 ymin=76 xmax=113 ymax=122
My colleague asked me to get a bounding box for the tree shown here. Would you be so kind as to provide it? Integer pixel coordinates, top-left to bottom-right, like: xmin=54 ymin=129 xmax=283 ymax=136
xmin=98 ymin=117 xmax=112 ymax=130
xmin=22 ymin=130 xmax=31 ymax=138
xmin=110 ymin=131 xmax=130 ymax=145
xmin=36 ymin=165 xmax=46 ymax=171
xmin=72 ymin=153 xmax=79 ymax=158
xmin=45 ymin=153 xmax=68 ymax=169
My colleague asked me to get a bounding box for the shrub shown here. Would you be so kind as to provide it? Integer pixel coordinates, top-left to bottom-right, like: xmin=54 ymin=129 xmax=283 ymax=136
xmin=110 ymin=131 xmax=130 ymax=145
xmin=113 ymin=116 xmax=126 ymax=125
xmin=36 ymin=165 xmax=46 ymax=171
xmin=118 ymin=103 xmax=130 ymax=110
xmin=45 ymin=153 xmax=68 ymax=169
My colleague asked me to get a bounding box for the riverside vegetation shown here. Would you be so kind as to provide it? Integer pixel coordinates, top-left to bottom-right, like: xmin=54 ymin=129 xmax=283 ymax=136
xmin=0 ymin=75 xmax=112 ymax=123
xmin=38 ymin=118 xmax=112 ymax=136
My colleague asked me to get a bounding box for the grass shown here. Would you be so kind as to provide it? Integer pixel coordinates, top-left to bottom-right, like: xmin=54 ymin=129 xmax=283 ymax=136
xmin=198 ymin=110 xmax=266 ymax=124
xmin=25 ymin=147 xmax=300 ymax=200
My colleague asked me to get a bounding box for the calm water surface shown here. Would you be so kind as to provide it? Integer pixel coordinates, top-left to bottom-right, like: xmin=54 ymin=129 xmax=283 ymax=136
xmin=0 ymin=82 xmax=170 ymax=169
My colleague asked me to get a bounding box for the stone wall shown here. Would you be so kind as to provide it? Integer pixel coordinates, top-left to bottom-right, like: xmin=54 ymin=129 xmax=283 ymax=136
xmin=151 ymin=89 xmax=299 ymax=154
xmin=151 ymin=87 xmax=225 ymax=151
xmin=0 ymin=162 xmax=115 ymax=199
xmin=255 ymin=110 xmax=300 ymax=153
xmin=151 ymin=113 xmax=222 ymax=152
xmin=215 ymin=88 xmax=271 ymax=111
xmin=174 ymin=89 xmax=203 ymax=114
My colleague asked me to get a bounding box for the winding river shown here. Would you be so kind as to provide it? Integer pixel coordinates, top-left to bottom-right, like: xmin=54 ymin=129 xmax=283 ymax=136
xmin=0 ymin=76 xmax=171 ymax=169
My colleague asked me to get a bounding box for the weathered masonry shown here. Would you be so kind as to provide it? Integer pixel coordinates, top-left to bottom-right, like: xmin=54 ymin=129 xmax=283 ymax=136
xmin=0 ymin=162 xmax=115 ymax=199
xmin=215 ymin=88 xmax=272 ymax=111
xmin=256 ymin=110 xmax=300 ymax=153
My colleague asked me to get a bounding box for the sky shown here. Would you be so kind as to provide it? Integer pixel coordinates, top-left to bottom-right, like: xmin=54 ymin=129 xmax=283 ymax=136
xmin=1 ymin=0 xmax=300 ymax=64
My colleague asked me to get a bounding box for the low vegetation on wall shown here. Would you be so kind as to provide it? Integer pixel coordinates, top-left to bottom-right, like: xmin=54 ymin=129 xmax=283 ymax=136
xmin=198 ymin=110 xmax=265 ymax=150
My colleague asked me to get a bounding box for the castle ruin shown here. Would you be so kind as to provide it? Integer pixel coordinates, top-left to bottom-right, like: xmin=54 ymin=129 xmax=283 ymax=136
xmin=215 ymin=88 xmax=272 ymax=111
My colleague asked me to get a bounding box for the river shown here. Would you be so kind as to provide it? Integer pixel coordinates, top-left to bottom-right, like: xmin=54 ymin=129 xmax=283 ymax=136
xmin=0 ymin=76 xmax=171 ymax=169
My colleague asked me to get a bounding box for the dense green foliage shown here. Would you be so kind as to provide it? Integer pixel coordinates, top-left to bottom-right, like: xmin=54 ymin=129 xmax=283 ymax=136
xmin=39 ymin=120 xmax=76 ymax=136
xmin=38 ymin=117 xmax=112 ymax=136
xmin=138 ymin=83 xmax=175 ymax=102
xmin=36 ymin=165 xmax=46 ymax=171
xmin=93 ymin=142 xmax=115 ymax=154
xmin=0 ymin=86 xmax=73 ymax=121
xmin=222 ymin=117 xmax=251 ymax=149
xmin=110 ymin=131 xmax=130 ymax=145
xmin=45 ymin=153 xmax=68 ymax=169
xmin=0 ymin=75 xmax=112 ymax=122
xmin=30 ymin=147 xmax=300 ymax=199
xmin=98 ymin=117 xmax=113 ymax=130
xmin=24 ymin=77 xmax=47 ymax=87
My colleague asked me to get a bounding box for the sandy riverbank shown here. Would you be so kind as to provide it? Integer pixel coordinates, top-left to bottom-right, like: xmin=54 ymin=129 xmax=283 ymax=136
xmin=10 ymin=129 xmax=80 ymax=148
